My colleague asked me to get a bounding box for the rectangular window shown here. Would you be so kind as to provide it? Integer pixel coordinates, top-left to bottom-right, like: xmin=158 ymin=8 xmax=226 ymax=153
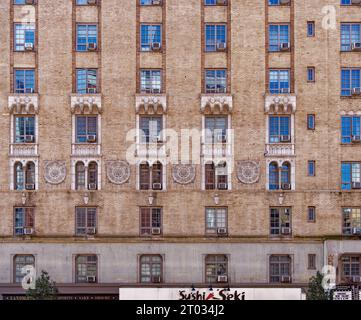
xmin=308 ymin=254 xmax=316 ymax=270
xmin=341 ymin=255 xmax=360 ymax=281
xmin=308 ymin=160 xmax=316 ymax=177
xmin=205 ymin=255 xmax=228 ymax=283
xmin=140 ymin=207 xmax=162 ymax=236
xmin=269 ymin=24 xmax=289 ymax=52
xmin=307 ymin=114 xmax=315 ymax=130
xmin=341 ymin=116 xmax=361 ymax=143
xmin=141 ymin=24 xmax=162 ymax=52
xmin=307 ymin=67 xmax=315 ymax=82
xmin=308 ymin=207 xmax=316 ymax=223
xmin=341 ymin=162 xmax=361 ymax=190
xmin=140 ymin=255 xmax=163 ymax=283
xmin=341 ymin=68 xmax=361 ymax=96
xmin=77 ymin=0 xmax=96 ymax=4
xmin=14 ymin=207 xmax=34 ymax=236
xmin=205 ymin=0 xmax=227 ymax=5
xmin=14 ymin=69 xmax=35 ymax=93
xmin=76 ymin=69 xmax=97 ymax=94
xmin=269 ymin=116 xmax=290 ymax=143
xmin=205 ymin=24 xmax=227 ymax=52
xmin=14 ymin=24 xmax=35 ymax=51
xmin=307 ymin=21 xmax=315 ymax=37
xmin=75 ymin=207 xmax=97 ymax=236
xmin=270 ymin=207 xmax=292 ymax=236
xmin=205 ymin=207 xmax=227 ymax=235
xmin=140 ymin=70 xmax=162 ymax=93
xmin=14 ymin=255 xmax=35 ymax=283
xmin=205 ymin=116 xmax=228 ymax=143
xmin=342 ymin=208 xmax=361 ymax=235
xmin=75 ymin=255 xmax=97 ymax=283
xmin=205 ymin=69 xmax=227 ymax=93
xmin=14 ymin=116 xmax=35 ymax=143
xmin=139 ymin=116 xmax=163 ymax=143
xmin=269 ymin=69 xmax=290 ymax=94
xmin=269 ymin=255 xmax=292 ymax=283
xmin=140 ymin=0 xmax=162 ymax=5
xmin=341 ymin=23 xmax=361 ymax=51
xmin=76 ymin=116 xmax=97 ymax=143
xmin=76 ymin=24 xmax=97 ymax=51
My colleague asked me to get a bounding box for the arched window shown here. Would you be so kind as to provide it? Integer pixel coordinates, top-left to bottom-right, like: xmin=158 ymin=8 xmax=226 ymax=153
xmin=280 ymin=162 xmax=291 ymax=189
xmin=14 ymin=162 xmax=24 ymax=190
xmin=205 ymin=162 xmax=215 ymax=190
xmin=269 ymin=162 xmax=279 ymax=190
xmin=152 ymin=162 xmax=163 ymax=190
xmin=75 ymin=162 xmax=86 ymax=190
xmin=25 ymin=162 xmax=35 ymax=190
xmin=88 ymin=162 xmax=98 ymax=189
xmin=205 ymin=254 xmax=228 ymax=283
xmin=140 ymin=255 xmax=163 ymax=283
xmin=140 ymin=162 xmax=150 ymax=190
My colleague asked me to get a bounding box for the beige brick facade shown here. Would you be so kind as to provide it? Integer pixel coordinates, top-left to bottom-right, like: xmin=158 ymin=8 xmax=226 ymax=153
xmin=0 ymin=0 xmax=360 ymax=298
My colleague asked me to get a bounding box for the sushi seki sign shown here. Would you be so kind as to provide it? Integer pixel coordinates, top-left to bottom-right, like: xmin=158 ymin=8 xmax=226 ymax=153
xmin=119 ymin=288 xmax=304 ymax=300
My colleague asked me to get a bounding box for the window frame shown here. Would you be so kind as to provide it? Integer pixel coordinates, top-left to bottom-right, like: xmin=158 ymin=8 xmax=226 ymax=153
xmin=308 ymin=160 xmax=316 ymax=177
xmin=269 ymin=254 xmax=292 ymax=283
xmin=204 ymin=23 xmax=227 ymax=52
xmin=205 ymin=254 xmax=228 ymax=284
xmin=76 ymin=68 xmax=98 ymax=94
xmin=205 ymin=207 xmax=228 ymax=235
xmin=307 ymin=206 xmax=316 ymax=223
xmin=14 ymin=68 xmax=36 ymax=94
xmin=75 ymin=254 xmax=98 ymax=283
xmin=13 ymin=254 xmax=35 ymax=284
xmin=139 ymin=254 xmax=163 ymax=283
xmin=139 ymin=207 xmax=162 ymax=236
xmin=341 ymin=162 xmax=361 ymax=190
xmin=14 ymin=115 xmax=36 ymax=143
xmin=268 ymin=69 xmax=291 ymax=94
xmin=204 ymin=69 xmax=227 ymax=94
xmin=140 ymin=69 xmax=162 ymax=94
xmin=76 ymin=23 xmax=98 ymax=52
xmin=307 ymin=21 xmax=315 ymax=37
xmin=270 ymin=207 xmax=292 ymax=236
xmin=308 ymin=254 xmax=317 ymax=270
xmin=140 ymin=24 xmax=162 ymax=52
xmin=14 ymin=207 xmax=35 ymax=236
xmin=307 ymin=114 xmax=315 ymax=130
xmin=268 ymin=23 xmax=290 ymax=52
xmin=14 ymin=23 xmax=36 ymax=52
xmin=342 ymin=207 xmax=361 ymax=235
xmin=75 ymin=207 xmax=97 ymax=236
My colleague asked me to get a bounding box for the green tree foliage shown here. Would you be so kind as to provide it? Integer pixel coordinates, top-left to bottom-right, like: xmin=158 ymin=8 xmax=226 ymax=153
xmin=26 ymin=270 xmax=58 ymax=300
xmin=306 ymin=271 xmax=331 ymax=300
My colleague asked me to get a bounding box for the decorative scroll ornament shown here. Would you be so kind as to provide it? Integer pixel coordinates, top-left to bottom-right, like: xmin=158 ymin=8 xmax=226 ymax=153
xmin=237 ymin=160 xmax=260 ymax=184
xmin=106 ymin=161 xmax=130 ymax=184
xmin=172 ymin=164 xmax=196 ymax=185
xmin=44 ymin=161 xmax=66 ymax=185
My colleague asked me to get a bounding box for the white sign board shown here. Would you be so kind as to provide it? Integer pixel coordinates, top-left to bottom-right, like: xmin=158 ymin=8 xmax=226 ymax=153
xmin=333 ymin=290 xmax=353 ymax=301
xmin=119 ymin=288 xmax=304 ymax=300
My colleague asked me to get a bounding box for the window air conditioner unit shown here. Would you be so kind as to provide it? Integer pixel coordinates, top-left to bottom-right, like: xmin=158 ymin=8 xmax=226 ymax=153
xmin=282 ymin=183 xmax=291 ymax=190
xmin=152 ymin=0 xmax=162 ymax=5
xmin=352 ymin=42 xmax=361 ymax=51
xmin=352 ymin=135 xmax=361 ymax=143
xmin=151 ymin=42 xmax=161 ymax=51
xmin=151 ymin=88 xmax=161 ymax=94
xmin=280 ymin=88 xmax=290 ymax=94
xmin=352 ymin=87 xmax=361 ymax=95
xmin=217 ymin=227 xmax=227 ymax=235
xmin=87 ymin=43 xmax=97 ymax=51
xmin=216 ymin=42 xmax=227 ymax=51
xmin=217 ymin=275 xmax=228 ymax=283
xmin=25 ymin=135 xmax=34 ymax=143
xmin=87 ymin=135 xmax=97 ymax=143
xmin=217 ymin=183 xmax=228 ymax=190
xmin=88 ymin=183 xmax=97 ymax=190
xmin=24 ymin=42 xmax=34 ymax=51
xmin=351 ymin=0 xmax=361 ymax=5
xmin=25 ymin=184 xmax=35 ymax=190
xmin=352 ymin=276 xmax=361 ymax=283
xmin=352 ymin=227 xmax=361 ymax=235
xmin=281 ymin=227 xmax=291 ymax=235
xmin=281 ymin=275 xmax=291 ymax=283
xmin=87 ymin=88 xmax=97 ymax=94
xmin=86 ymin=276 xmax=96 ymax=283
xmin=280 ymin=42 xmax=290 ymax=51
xmin=352 ymin=182 xmax=361 ymax=189
xmin=87 ymin=227 xmax=96 ymax=235
xmin=152 ymin=183 xmax=162 ymax=190
xmin=25 ymin=0 xmax=35 ymax=4
xmin=151 ymin=227 xmax=161 ymax=235
xmin=23 ymin=227 xmax=34 ymax=235
xmin=87 ymin=0 xmax=97 ymax=4
xmin=280 ymin=135 xmax=291 ymax=142
xmin=151 ymin=275 xmax=161 ymax=283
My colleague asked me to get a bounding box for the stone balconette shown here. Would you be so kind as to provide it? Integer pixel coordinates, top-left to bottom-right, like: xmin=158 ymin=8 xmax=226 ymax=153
xmin=71 ymin=94 xmax=102 ymax=114
xmin=200 ymin=94 xmax=233 ymax=113
xmin=9 ymin=143 xmax=38 ymax=157
xmin=265 ymin=143 xmax=295 ymax=157
xmin=72 ymin=144 xmax=101 ymax=157
xmin=135 ymin=94 xmax=167 ymax=114
xmin=265 ymin=94 xmax=297 ymax=114
xmin=8 ymin=94 xmax=39 ymax=114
